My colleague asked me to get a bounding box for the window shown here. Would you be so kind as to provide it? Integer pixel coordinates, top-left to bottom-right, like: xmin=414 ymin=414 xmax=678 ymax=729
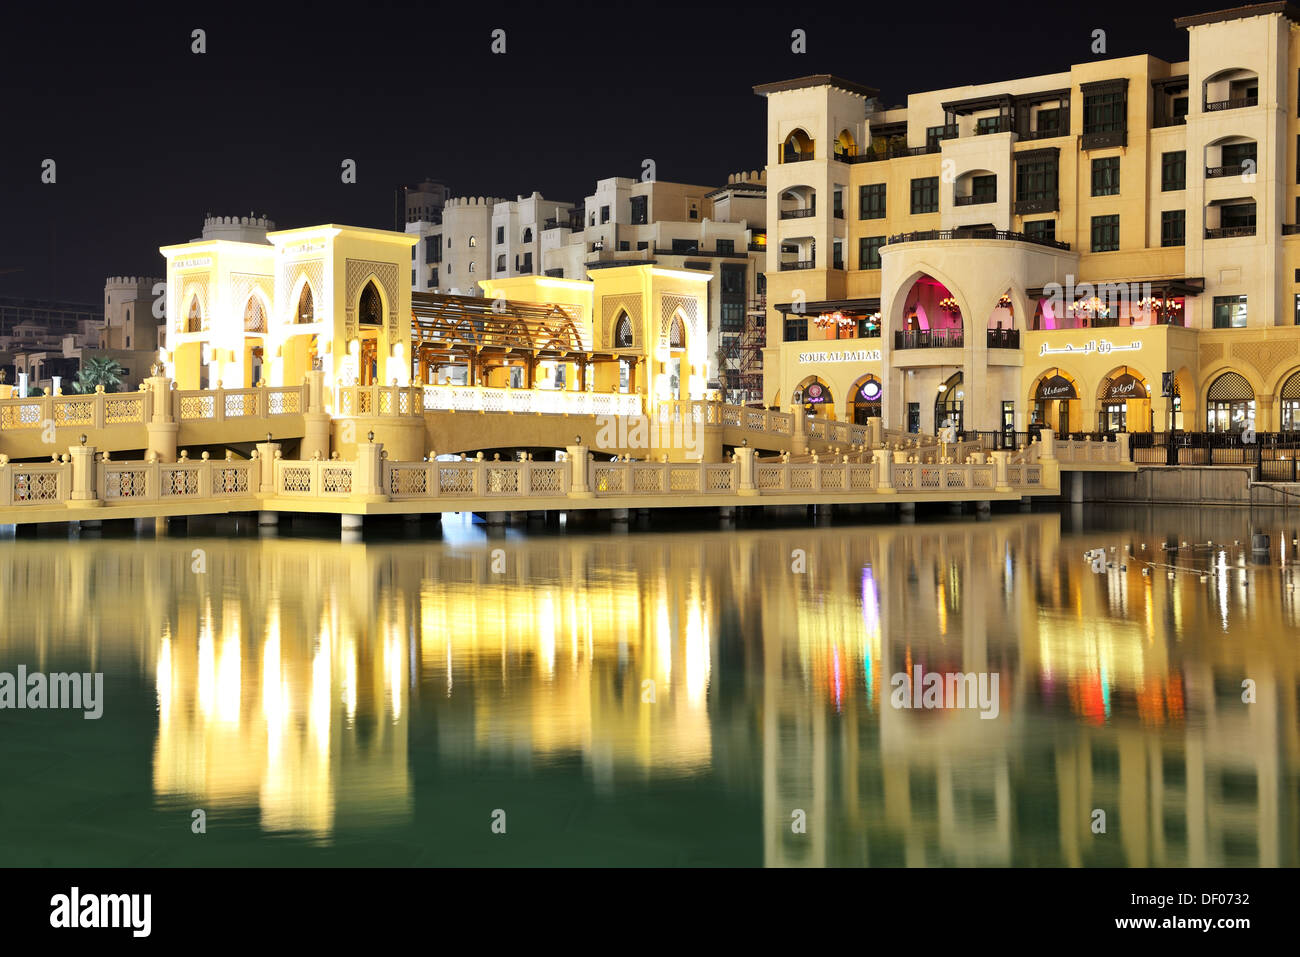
xmin=976 ymin=115 xmax=1004 ymax=134
xmin=717 ymin=239 xmax=735 ymax=254
xmin=783 ymin=315 xmax=808 ymax=341
xmin=636 ymin=241 xmax=649 ymax=251
xmin=430 ymin=269 xmax=438 ymax=287
xmin=688 ymin=202 xmax=700 ymax=220
xmin=911 ymin=177 xmax=939 ymax=214
xmin=496 ymin=254 xmax=506 ymax=272
xmin=1221 ymin=202 xmax=1256 ymax=229
xmin=671 ymin=238 xmax=699 ymax=254
xmin=1091 ymin=157 xmax=1120 ymax=196
xmin=359 ymin=281 xmax=383 ymax=325
xmin=468 ymin=236 xmax=477 ymax=247
xmin=1090 ymin=214 xmax=1119 ymax=251
xmin=495 ymin=226 xmax=504 ymax=244
xmin=859 ymin=236 xmax=885 ymax=270
xmin=1083 ymin=90 xmax=1125 ymax=133
xmin=1221 ymin=141 xmax=1257 ymax=171
xmin=630 ymin=196 xmax=648 ymax=225
xmin=1161 ymin=151 xmax=1186 ymax=191
xmin=1016 ymin=157 xmax=1058 ymax=202
xmin=971 ymin=174 xmax=997 ymax=203
xmin=720 ymin=302 xmax=744 ymax=331
xmin=1024 ymin=220 xmax=1056 ymax=243
xmin=720 ymin=264 xmax=745 ymax=294
xmin=1161 ymin=210 xmax=1186 ymax=247
xmin=522 ymin=227 xmax=533 ymax=243
xmin=1212 ymin=295 xmax=1248 ymax=328
xmin=859 ymin=183 xmax=886 ymax=219
xmin=833 ymin=189 xmax=844 ymax=218
xmin=1294 ymin=293 xmax=1300 ymax=325
xmin=1035 ymin=108 xmax=1062 ymax=136
xmin=616 ymin=241 xmax=629 ymax=251
xmin=600 ymin=205 xmax=610 ymax=224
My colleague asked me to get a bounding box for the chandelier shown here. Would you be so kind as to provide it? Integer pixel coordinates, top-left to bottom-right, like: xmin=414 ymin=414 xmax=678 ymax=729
xmin=938 ymin=296 xmax=960 ymax=314
xmin=997 ymin=294 xmax=1012 ymax=309
xmin=1071 ymin=296 xmax=1110 ymax=318
xmin=814 ymin=310 xmax=856 ymax=330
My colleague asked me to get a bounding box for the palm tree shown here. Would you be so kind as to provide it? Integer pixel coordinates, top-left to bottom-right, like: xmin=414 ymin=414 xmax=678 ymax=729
xmin=72 ymin=357 xmax=124 ymax=394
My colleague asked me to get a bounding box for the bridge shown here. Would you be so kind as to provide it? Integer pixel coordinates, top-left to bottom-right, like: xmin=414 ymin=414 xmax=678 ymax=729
xmin=0 ymin=375 xmax=1066 ymax=527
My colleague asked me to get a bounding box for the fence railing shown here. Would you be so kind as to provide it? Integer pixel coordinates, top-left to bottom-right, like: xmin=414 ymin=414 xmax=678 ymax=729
xmin=415 ymin=385 xmax=644 ymax=418
xmin=0 ymin=385 xmax=307 ymax=433
xmin=175 ymin=385 xmax=305 ymax=421
xmin=99 ymin=458 xmax=260 ymax=501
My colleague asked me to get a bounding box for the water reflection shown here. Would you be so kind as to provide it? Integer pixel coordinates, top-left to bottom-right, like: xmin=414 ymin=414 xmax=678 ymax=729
xmin=0 ymin=506 xmax=1295 ymax=866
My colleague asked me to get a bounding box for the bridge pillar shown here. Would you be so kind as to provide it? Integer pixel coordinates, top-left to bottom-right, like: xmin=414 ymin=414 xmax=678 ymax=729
xmin=1038 ymin=427 xmax=1056 ymax=461
xmin=867 ymin=417 xmax=883 ymax=448
xmin=302 ymin=412 xmax=331 ymax=461
xmin=354 ymin=442 xmax=389 ymax=503
xmin=256 ymin=442 xmax=280 ymax=491
xmin=146 ymin=372 xmax=178 ymax=463
xmin=1070 ymin=471 xmax=1085 ymax=504
xmin=566 ymin=446 xmax=593 ymax=498
xmin=735 ymin=447 xmax=758 ymax=495
xmin=873 ymin=449 xmax=894 ymax=492
xmin=789 ymin=405 xmax=809 ymax=454
xmin=67 ymin=444 xmax=101 ymax=506
xmin=990 ymin=451 xmax=1011 ymax=491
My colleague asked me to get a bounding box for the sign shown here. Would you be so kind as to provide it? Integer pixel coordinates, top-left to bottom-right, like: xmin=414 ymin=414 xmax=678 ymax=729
xmin=796 ymin=349 xmax=882 ymax=363
xmin=858 ymin=379 xmax=882 ymax=401
xmin=1104 ymin=373 xmax=1145 ymax=399
xmin=1038 ymin=338 xmax=1142 ymax=357
xmin=174 ymin=256 xmax=212 ymax=269
xmin=1036 ymin=374 xmax=1076 ymax=399
xmin=1162 ymin=371 xmax=1175 ymax=398
xmin=800 ymin=382 xmax=829 ymax=403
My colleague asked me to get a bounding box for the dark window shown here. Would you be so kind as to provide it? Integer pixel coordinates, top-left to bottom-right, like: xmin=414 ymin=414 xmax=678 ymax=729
xmin=1162 ymin=151 xmax=1186 ymax=191
xmin=1035 ymin=108 xmax=1063 ymax=136
xmin=617 ymin=241 xmax=629 ymax=251
xmin=636 ymin=241 xmax=649 ymax=251
xmin=783 ymin=315 xmax=808 ymax=341
xmin=976 ymin=115 xmax=1004 ymax=134
xmin=600 ymin=205 xmax=610 ymax=224
xmin=359 ymin=281 xmax=383 ymax=325
xmin=425 ymin=234 xmax=441 ymax=263
xmin=1016 ymin=158 xmax=1058 ymax=201
xmin=1221 ymin=202 xmax=1256 ymax=229
xmin=1090 ymin=214 xmax=1120 ymax=252
xmin=1213 ymin=295 xmax=1248 ymax=328
xmin=1024 ymin=219 xmax=1056 ymax=243
xmin=495 ymin=226 xmax=504 ymax=244
xmin=859 ymin=236 xmax=885 ymax=270
xmin=1294 ymin=293 xmax=1300 ymax=325
xmin=717 ymin=239 xmax=735 ymax=254
xmin=859 ymin=183 xmax=886 ymax=219
xmin=720 ymin=264 xmax=746 ymax=294
xmin=1091 ymin=157 xmax=1120 ymax=196
xmin=971 ymin=174 xmax=997 ymax=203
xmin=1083 ymin=90 xmax=1125 ymax=134
xmin=1221 ymin=141 xmax=1257 ymax=171
xmin=630 ymin=196 xmax=648 ymax=225
xmin=910 ymin=177 xmax=939 ymax=214
xmin=720 ymin=302 xmax=745 ymax=331
xmin=671 ymin=238 xmax=699 ymax=254
xmin=833 ymin=190 xmax=844 ymax=218
xmin=1161 ymin=210 xmax=1186 ymax=247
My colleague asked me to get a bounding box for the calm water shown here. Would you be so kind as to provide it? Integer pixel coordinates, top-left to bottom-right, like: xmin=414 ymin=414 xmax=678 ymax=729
xmin=0 ymin=506 xmax=1296 ymax=867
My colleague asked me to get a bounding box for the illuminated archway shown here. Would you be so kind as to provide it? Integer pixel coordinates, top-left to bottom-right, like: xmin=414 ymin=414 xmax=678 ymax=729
xmin=783 ymin=128 xmax=814 ymax=162
xmin=848 ymin=374 xmax=882 ymax=424
xmin=1097 ymin=366 xmax=1150 ymax=433
xmin=1029 ymin=367 xmax=1080 ymax=436
xmin=1206 ymin=371 xmax=1255 ymax=433
xmin=793 ymin=375 xmax=834 ymax=417
xmin=935 ymin=371 xmax=964 ymax=433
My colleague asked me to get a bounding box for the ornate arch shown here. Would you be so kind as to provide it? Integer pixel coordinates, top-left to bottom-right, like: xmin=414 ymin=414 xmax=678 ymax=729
xmin=345 ymin=260 xmax=399 ymax=339
xmin=886 ymin=264 xmax=972 ymax=335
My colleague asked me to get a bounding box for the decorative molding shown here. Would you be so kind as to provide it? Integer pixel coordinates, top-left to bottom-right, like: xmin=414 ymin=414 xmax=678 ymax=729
xmin=601 ymin=294 xmax=641 ymax=349
xmin=175 ymin=273 xmax=211 ymax=332
xmin=1231 ymin=340 xmax=1286 ymax=380
xmin=345 ymin=259 xmax=400 ymax=340
xmin=278 ymin=258 xmax=325 ymax=326
xmin=659 ymin=294 xmax=700 ymax=349
xmin=1199 ymin=341 xmax=1225 ymax=365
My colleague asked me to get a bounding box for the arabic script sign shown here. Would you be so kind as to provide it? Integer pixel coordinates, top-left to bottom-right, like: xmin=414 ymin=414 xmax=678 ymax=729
xmin=1038 ymin=339 xmax=1142 ymax=357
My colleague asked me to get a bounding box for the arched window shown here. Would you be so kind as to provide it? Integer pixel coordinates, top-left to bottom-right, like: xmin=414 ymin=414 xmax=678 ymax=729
xmin=669 ymin=313 xmax=685 ymax=349
xmin=850 ymin=375 xmax=881 ymax=424
xmin=244 ymin=296 xmax=266 ymax=333
xmin=794 ymin=377 xmax=833 ymax=416
xmin=468 ymin=236 xmax=477 ymax=247
xmin=1281 ymin=371 xmax=1300 ymax=430
xmin=295 ymin=284 xmax=314 ymax=324
xmin=935 ymin=372 xmax=963 ymax=433
xmin=522 ymin=227 xmax=533 ymax=243
xmin=469 ymin=261 xmax=477 ymax=273
xmin=614 ymin=313 xmax=633 ymax=348
xmin=358 ymin=281 xmax=382 ymax=325
xmin=1207 ymin=371 xmax=1255 ymax=432
xmin=125 ymin=307 xmax=131 ymax=323
xmin=186 ymin=295 xmax=202 ymax=333
xmin=496 ymin=254 xmax=506 ymax=272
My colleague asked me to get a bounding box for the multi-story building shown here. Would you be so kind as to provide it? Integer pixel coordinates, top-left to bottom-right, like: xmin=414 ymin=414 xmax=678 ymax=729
xmin=759 ymin=2 xmax=1300 ymax=436
xmin=406 ymin=174 xmax=767 ymax=401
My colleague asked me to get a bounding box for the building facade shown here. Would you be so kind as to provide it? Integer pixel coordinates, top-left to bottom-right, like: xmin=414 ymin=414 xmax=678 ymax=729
xmin=760 ymin=3 xmax=1300 ymax=436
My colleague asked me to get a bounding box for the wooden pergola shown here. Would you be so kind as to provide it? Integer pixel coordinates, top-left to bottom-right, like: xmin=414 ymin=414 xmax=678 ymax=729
xmin=410 ymin=292 xmax=622 ymax=388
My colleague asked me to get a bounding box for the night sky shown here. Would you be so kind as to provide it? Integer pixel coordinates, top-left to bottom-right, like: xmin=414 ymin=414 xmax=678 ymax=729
xmin=0 ymin=0 xmax=1204 ymax=303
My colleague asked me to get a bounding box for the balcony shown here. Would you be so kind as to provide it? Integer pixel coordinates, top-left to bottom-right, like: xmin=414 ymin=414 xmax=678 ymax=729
xmin=856 ymin=141 xmax=944 ymax=163
xmin=783 ymin=149 xmax=814 ymax=163
xmin=1081 ymin=129 xmax=1126 ymax=150
xmin=886 ymin=228 xmax=1069 ymax=251
xmin=1204 ymin=96 xmax=1257 ymax=112
xmin=894 ymin=329 xmax=964 ymax=349
xmin=954 ymin=193 xmax=995 ymax=207
xmin=1205 ymin=225 xmax=1255 ymax=239
xmin=1153 ymin=114 xmax=1187 ymax=128
xmin=986 ymin=328 xmax=1020 ymax=349
xmin=779 ymin=207 xmax=816 ymax=220
xmin=976 ymin=116 xmax=1013 ymax=135
xmin=1283 ymin=224 xmax=1300 ymax=235
xmin=1206 ymin=164 xmax=1251 ymax=179
xmin=779 ymin=260 xmax=815 ymax=271
xmin=1014 ymin=196 xmax=1058 ymax=215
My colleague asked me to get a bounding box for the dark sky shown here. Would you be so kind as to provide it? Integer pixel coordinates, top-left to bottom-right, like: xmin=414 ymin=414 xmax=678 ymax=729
xmin=0 ymin=0 xmax=1206 ymax=302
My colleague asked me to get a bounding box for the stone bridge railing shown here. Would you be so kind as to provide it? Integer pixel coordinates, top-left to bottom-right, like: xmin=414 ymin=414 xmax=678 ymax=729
xmin=0 ymin=384 xmax=306 ymax=432
xmin=1010 ymin=430 xmax=1130 ymax=468
xmin=0 ymin=453 xmax=259 ymax=509
xmin=335 ymin=384 xmax=644 ymax=418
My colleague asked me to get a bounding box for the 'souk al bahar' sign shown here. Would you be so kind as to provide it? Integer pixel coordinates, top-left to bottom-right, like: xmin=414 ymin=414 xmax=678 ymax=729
xmin=796 ymin=349 xmax=882 ymax=363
